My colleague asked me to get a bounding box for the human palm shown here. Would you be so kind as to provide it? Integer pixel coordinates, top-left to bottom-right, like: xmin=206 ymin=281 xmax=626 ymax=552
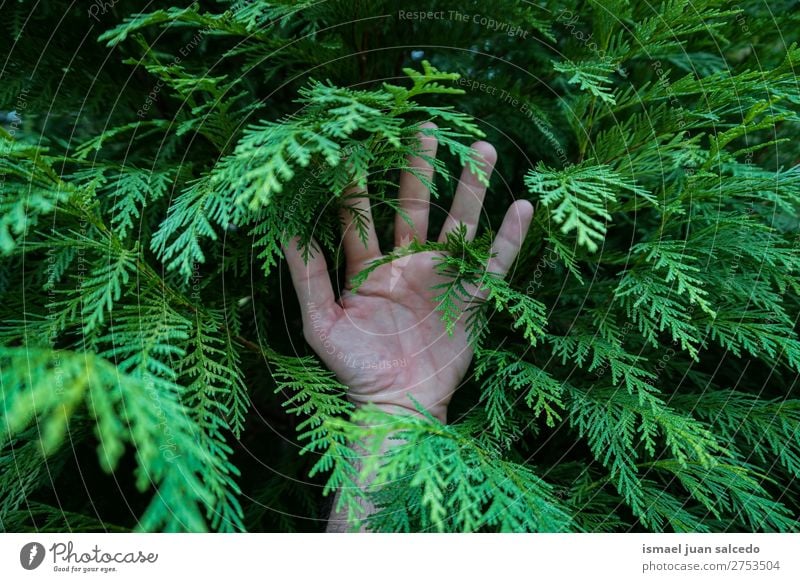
xmin=283 ymin=127 xmax=533 ymax=422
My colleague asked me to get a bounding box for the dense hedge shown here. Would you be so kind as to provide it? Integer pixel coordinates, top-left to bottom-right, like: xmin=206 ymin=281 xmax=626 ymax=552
xmin=1 ymin=0 xmax=799 ymax=532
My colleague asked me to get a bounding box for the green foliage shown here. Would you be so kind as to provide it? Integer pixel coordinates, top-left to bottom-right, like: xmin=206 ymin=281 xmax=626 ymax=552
xmin=0 ymin=347 xmax=220 ymax=531
xmin=2 ymin=0 xmax=799 ymax=533
xmin=264 ymin=347 xmax=366 ymax=524
xmin=525 ymin=161 xmax=653 ymax=252
xmin=553 ymin=59 xmax=619 ymax=105
xmin=338 ymin=406 xmax=574 ymax=532
xmin=474 ymin=348 xmax=564 ymax=442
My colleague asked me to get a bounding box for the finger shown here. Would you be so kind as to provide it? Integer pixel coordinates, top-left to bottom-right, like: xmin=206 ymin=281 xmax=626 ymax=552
xmin=438 ymin=141 xmax=497 ymax=242
xmin=486 ymin=200 xmax=534 ymax=278
xmin=340 ymin=179 xmax=381 ymax=276
xmin=282 ymin=236 xmax=337 ymax=316
xmin=395 ymin=122 xmax=438 ymax=247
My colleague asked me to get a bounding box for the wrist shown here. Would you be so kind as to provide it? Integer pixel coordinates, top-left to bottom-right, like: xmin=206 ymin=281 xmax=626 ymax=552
xmin=357 ymin=400 xmax=448 ymax=425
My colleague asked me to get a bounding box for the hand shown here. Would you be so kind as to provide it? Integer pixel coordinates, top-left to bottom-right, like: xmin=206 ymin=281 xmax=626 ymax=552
xmin=283 ymin=126 xmax=533 ymax=423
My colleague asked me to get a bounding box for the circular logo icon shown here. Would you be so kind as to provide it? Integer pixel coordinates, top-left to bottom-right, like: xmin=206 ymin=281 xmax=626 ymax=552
xmin=20 ymin=542 xmax=46 ymax=570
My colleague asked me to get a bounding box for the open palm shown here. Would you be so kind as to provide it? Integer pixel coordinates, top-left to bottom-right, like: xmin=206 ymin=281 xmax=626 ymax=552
xmin=283 ymin=126 xmax=533 ymax=422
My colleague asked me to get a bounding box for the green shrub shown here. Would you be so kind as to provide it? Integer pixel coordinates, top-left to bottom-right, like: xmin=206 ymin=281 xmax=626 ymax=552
xmin=1 ymin=0 xmax=799 ymax=532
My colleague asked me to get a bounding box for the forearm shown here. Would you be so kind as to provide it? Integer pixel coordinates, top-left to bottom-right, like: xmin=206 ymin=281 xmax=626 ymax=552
xmin=326 ymin=484 xmax=375 ymax=533
xmin=325 ymin=403 xmax=447 ymax=533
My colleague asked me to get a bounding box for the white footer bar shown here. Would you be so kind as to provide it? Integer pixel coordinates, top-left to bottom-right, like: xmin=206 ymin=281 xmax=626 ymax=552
xmin=1 ymin=533 xmax=798 ymax=581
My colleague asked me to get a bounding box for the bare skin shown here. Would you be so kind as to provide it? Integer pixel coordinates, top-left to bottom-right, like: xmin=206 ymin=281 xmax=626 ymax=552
xmin=282 ymin=125 xmax=533 ymax=529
